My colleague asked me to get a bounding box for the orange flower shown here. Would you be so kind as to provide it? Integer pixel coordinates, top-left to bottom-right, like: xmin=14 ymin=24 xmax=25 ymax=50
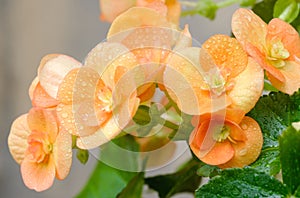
xmin=163 ymin=34 xmax=264 ymax=115
xmin=8 ymin=108 xmax=72 ymax=192
xmin=189 ymin=108 xmax=263 ymax=167
xmin=232 ymin=8 xmax=300 ymax=94
xmin=106 ymin=7 xmax=191 ymax=102
xmin=57 ymin=42 xmax=140 ymax=149
xmin=99 ymin=0 xmax=181 ymax=24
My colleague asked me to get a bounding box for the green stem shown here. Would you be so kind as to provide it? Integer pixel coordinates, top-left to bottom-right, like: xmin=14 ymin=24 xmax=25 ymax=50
xmin=216 ymin=0 xmax=239 ymax=8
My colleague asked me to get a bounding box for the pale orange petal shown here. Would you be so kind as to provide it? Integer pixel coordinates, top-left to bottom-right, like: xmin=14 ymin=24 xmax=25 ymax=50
xmin=173 ymin=24 xmax=192 ymax=50
xmin=21 ymin=155 xmax=56 ymax=192
xmin=29 ymin=77 xmax=39 ymax=100
xmin=267 ymin=61 xmax=300 ymax=95
xmin=137 ymin=0 xmax=168 ymax=16
xmin=8 ymin=114 xmax=31 ymax=164
xmin=267 ymin=18 xmax=300 ymax=60
xmin=76 ymin=117 xmax=121 ymax=149
xmin=32 ymin=83 xmax=59 ymax=108
xmin=84 ymin=42 xmax=138 ymax=88
xmin=228 ymin=57 xmax=264 ymax=113
xmin=165 ymin=0 xmax=181 ymax=25
xmin=38 ymin=54 xmax=82 ymax=99
xmin=219 ymin=116 xmax=263 ymax=168
xmin=107 ymin=7 xmax=171 ymax=38
xmin=223 ymin=107 xmax=245 ymax=124
xmin=56 ymin=103 xmax=99 ymax=137
xmin=53 ymin=129 xmax=72 ymax=180
xmin=99 ymin=0 xmax=136 ymax=22
xmin=27 ymin=108 xmax=58 ymax=142
xmin=200 ymin=141 xmax=234 ymax=166
xmin=232 ymin=8 xmax=267 ymax=53
xmin=202 ymin=34 xmax=248 ymax=78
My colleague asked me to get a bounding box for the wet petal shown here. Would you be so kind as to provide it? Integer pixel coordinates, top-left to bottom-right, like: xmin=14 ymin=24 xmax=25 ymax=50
xmin=228 ymin=57 xmax=264 ymax=113
xmin=8 ymin=114 xmax=31 ymax=164
xmin=29 ymin=77 xmax=39 ymax=100
xmin=267 ymin=18 xmax=300 ymax=60
xmin=38 ymin=54 xmax=82 ymax=99
xmin=202 ymin=34 xmax=248 ymax=78
xmin=219 ymin=116 xmax=263 ymax=168
xmin=267 ymin=61 xmax=300 ymax=95
xmin=165 ymin=0 xmax=181 ymax=25
xmin=200 ymin=141 xmax=234 ymax=166
xmin=21 ymin=155 xmax=56 ymax=192
xmin=53 ymin=129 xmax=72 ymax=180
xmin=232 ymin=8 xmax=267 ymax=53
xmin=27 ymin=108 xmax=58 ymax=142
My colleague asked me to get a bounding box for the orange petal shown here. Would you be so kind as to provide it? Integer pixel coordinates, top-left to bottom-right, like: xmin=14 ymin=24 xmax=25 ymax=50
xmin=227 ymin=121 xmax=247 ymax=142
xmin=53 ymin=129 xmax=72 ymax=180
xmin=99 ymin=0 xmax=136 ymax=22
xmin=267 ymin=61 xmax=300 ymax=95
xmin=228 ymin=57 xmax=264 ymax=113
xmin=107 ymin=7 xmax=171 ymax=38
xmin=173 ymin=24 xmax=192 ymax=50
xmin=38 ymin=54 xmax=82 ymax=99
xmin=27 ymin=108 xmax=58 ymax=142
xmin=232 ymin=8 xmax=267 ymax=53
xmin=137 ymin=0 xmax=168 ymax=16
xmin=8 ymin=114 xmax=31 ymax=164
xmin=202 ymin=34 xmax=248 ymax=78
xmin=200 ymin=141 xmax=234 ymax=166
xmin=219 ymin=116 xmax=263 ymax=168
xmin=267 ymin=18 xmax=300 ymax=60
xmin=224 ymin=107 xmax=245 ymax=124
xmin=32 ymin=83 xmax=59 ymax=108
xmin=21 ymin=155 xmax=56 ymax=192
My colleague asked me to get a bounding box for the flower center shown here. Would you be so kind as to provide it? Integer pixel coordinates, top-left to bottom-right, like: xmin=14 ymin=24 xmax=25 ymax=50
xmin=267 ymin=40 xmax=290 ymax=68
xmin=97 ymin=86 xmax=113 ymax=112
xmin=212 ymin=125 xmax=230 ymax=142
xmin=204 ymin=68 xmax=226 ymax=96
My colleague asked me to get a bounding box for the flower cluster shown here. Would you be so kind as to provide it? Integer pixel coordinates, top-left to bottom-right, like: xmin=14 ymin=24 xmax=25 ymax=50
xmin=8 ymin=1 xmax=300 ymax=193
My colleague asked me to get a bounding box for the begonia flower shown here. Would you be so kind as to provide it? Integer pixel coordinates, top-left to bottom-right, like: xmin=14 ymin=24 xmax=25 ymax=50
xmin=57 ymin=42 xmax=140 ymax=149
xmin=106 ymin=7 xmax=191 ymax=102
xmin=8 ymin=108 xmax=72 ymax=191
xmin=163 ymin=34 xmax=264 ymax=115
xmin=189 ymin=108 xmax=263 ymax=167
xmin=232 ymin=8 xmax=300 ymax=94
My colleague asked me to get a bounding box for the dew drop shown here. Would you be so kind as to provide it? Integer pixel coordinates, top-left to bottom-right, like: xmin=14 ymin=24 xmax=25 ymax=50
xmin=241 ymin=123 xmax=248 ymax=130
xmin=61 ymin=113 xmax=68 ymax=118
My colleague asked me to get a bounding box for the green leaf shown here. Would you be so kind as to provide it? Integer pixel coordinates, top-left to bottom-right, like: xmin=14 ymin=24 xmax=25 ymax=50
xmin=252 ymin=0 xmax=277 ymax=23
xmin=197 ymin=164 xmax=220 ymax=178
xmin=273 ymin=0 xmax=300 ymax=23
xmin=133 ymin=105 xmax=151 ymax=126
xmin=76 ymin=161 xmax=137 ymax=198
xmin=117 ymin=172 xmax=145 ymax=198
xmin=76 ymin=149 xmax=89 ymax=165
xmin=145 ymin=159 xmax=202 ymax=198
xmin=195 ymin=168 xmax=289 ymax=198
xmin=247 ymin=91 xmax=300 ymax=175
xmin=76 ymin=135 xmax=140 ymax=198
xmin=291 ymin=12 xmax=300 ymax=33
xmin=279 ymin=126 xmax=300 ymax=194
xmin=250 ymin=148 xmax=281 ymax=175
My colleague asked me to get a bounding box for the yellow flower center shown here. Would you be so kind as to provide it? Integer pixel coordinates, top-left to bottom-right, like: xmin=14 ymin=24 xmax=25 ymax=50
xmin=97 ymin=87 xmax=113 ymax=112
xmin=204 ymin=68 xmax=226 ymax=96
xmin=267 ymin=40 xmax=290 ymax=68
xmin=212 ymin=125 xmax=230 ymax=142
